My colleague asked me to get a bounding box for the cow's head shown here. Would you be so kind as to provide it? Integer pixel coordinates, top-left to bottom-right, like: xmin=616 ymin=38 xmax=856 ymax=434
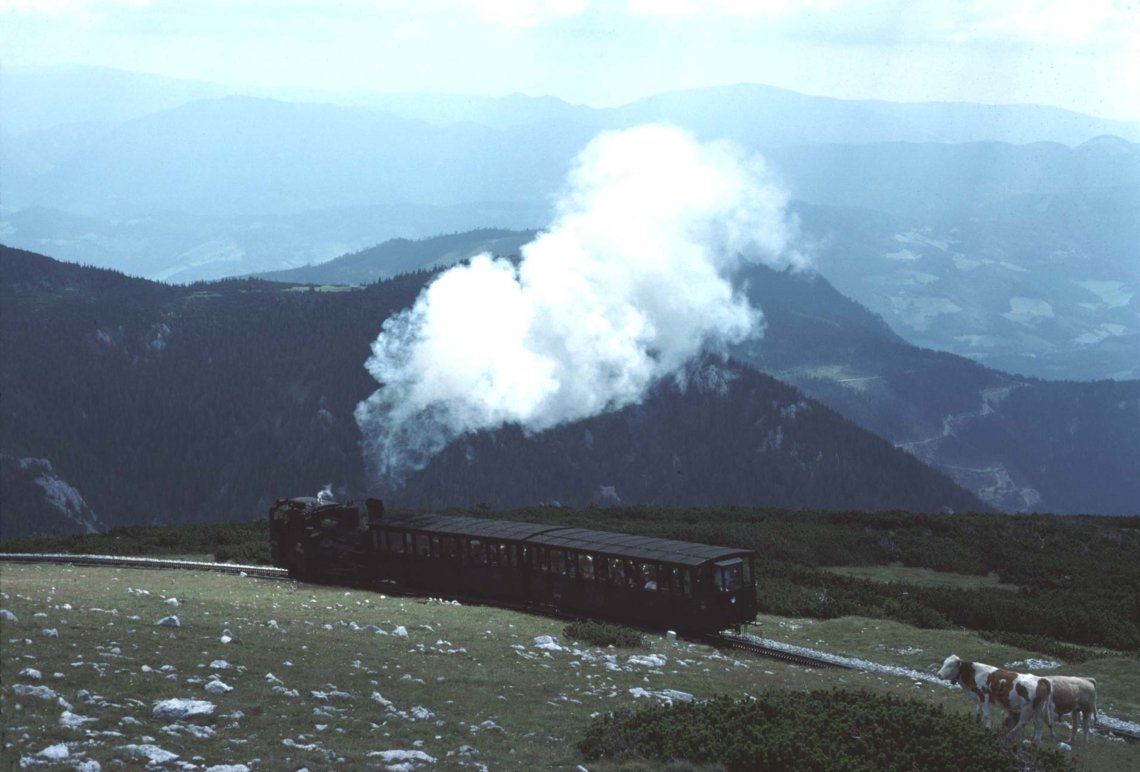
xmin=937 ymin=654 xmax=963 ymax=685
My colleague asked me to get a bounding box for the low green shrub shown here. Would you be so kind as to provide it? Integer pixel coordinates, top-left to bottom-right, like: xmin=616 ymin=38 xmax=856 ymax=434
xmin=578 ymin=690 xmax=1072 ymax=772
xmin=564 ymin=619 xmax=644 ymax=648
xmin=976 ymin=630 xmax=1117 ymax=665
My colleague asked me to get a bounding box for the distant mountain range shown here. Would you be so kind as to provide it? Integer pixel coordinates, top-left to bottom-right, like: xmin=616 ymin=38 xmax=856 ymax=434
xmin=2 ymin=65 xmax=1137 ymax=384
xmin=7 ymin=66 xmax=1139 ymax=142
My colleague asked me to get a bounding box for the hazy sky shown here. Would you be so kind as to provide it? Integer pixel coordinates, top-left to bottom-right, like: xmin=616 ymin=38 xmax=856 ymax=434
xmin=3 ymin=0 xmax=1138 ymax=121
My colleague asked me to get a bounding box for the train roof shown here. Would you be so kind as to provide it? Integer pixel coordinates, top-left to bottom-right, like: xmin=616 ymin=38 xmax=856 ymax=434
xmin=526 ymin=527 xmax=750 ymax=566
xmin=378 ymin=514 xmax=752 ymax=567
xmin=380 ymin=514 xmax=562 ymax=541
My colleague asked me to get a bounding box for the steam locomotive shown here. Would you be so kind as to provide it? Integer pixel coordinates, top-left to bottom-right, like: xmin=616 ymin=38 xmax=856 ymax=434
xmin=268 ymin=496 xmax=757 ymax=633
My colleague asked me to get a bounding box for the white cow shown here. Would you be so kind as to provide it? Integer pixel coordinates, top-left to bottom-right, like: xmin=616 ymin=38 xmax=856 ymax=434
xmin=937 ymin=654 xmax=1053 ymax=742
xmin=1047 ymin=675 xmax=1098 ymax=744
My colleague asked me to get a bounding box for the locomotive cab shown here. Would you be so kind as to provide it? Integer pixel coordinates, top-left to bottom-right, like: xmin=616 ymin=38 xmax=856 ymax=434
xmin=268 ymin=496 xmax=371 ymax=582
xmin=710 ymin=556 xmax=756 ymax=631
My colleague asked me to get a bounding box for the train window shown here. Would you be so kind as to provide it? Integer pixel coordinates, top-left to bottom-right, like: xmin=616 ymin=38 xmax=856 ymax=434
xmin=404 ymin=533 xmax=415 ymax=555
xmin=388 ymin=531 xmax=406 ymax=554
xmin=639 ymin=563 xmax=658 ymax=591
xmin=579 ymin=554 xmax=595 ymax=581
xmin=466 ymin=539 xmax=481 ymax=565
xmin=430 ymin=536 xmax=442 ymax=558
xmin=668 ymin=567 xmax=682 ymax=595
xmin=415 ymin=534 xmax=431 ymax=557
xmin=594 ymin=557 xmax=608 ymax=582
xmin=714 ymin=559 xmax=745 ymax=591
xmin=550 ymin=549 xmax=566 ymax=576
xmin=442 ymin=537 xmax=460 ymax=560
xmin=508 ymin=544 xmax=519 ymax=568
xmin=682 ymin=569 xmax=693 ymax=598
xmin=607 ymin=558 xmax=624 ymax=586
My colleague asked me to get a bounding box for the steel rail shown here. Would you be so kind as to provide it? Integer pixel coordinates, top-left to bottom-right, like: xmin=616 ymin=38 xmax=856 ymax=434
xmin=0 ymin=552 xmax=287 ymax=580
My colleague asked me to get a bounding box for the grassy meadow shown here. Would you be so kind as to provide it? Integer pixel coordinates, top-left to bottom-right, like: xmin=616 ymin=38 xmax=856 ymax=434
xmin=3 ymin=562 xmax=1139 ymax=770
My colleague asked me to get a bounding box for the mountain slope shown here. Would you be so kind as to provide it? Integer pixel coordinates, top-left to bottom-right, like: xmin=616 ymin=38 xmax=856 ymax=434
xmin=734 ymin=265 xmax=1140 ymax=515
xmin=0 ymin=245 xmax=987 ymax=536
xmin=253 ymin=229 xmax=538 ymax=285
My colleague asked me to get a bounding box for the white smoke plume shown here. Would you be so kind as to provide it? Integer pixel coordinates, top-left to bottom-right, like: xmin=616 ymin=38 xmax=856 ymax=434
xmin=355 ymin=123 xmax=806 ymax=486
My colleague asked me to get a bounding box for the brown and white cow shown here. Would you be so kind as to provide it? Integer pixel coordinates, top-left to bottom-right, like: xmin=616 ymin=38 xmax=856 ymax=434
xmin=937 ymin=654 xmax=1053 ymax=742
xmin=937 ymin=654 xmax=998 ymax=726
xmin=1047 ymin=675 xmax=1098 ymax=744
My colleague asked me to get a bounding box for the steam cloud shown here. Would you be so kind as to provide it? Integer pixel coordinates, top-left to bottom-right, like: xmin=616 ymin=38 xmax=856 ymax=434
xmin=355 ymin=123 xmax=806 ymax=486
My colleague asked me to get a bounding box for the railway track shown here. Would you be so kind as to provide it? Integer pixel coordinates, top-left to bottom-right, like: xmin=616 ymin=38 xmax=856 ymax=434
xmin=4 ymin=551 xmax=1139 ymax=743
xmin=0 ymin=552 xmax=288 ymax=581
xmin=709 ymin=631 xmax=853 ymax=669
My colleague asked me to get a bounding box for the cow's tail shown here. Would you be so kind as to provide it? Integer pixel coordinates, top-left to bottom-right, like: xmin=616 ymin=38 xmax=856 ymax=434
xmin=1089 ymin=677 xmax=1098 ymax=721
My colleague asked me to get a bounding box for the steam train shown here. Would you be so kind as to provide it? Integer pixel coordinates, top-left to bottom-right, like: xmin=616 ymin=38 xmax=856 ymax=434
xmin=268 ymin=496 xmax=757 ymax=634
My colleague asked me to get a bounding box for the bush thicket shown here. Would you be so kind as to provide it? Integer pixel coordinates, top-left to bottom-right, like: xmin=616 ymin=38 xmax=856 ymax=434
xmin=564 ymin=619 xmax=645 ymax=648
xmin=578 ymin=691 xmax=1072 ymax=772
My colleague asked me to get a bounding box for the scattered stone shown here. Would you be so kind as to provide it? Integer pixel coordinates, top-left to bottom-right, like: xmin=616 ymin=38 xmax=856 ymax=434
xmin=629 ymin=687 xmax=694 ymax=705
xmin=1057 ymin=742 xmax=1072 ymax=752
xmin=209 ymin=659 xmax=232 ymax=670
xmin=19 ymin=667 xmax=43 ymax=680
xmin=0 ymin=608 xmax=17 ymax=622
xmin=37 ymin=742 xmax=70 ymax=760
xmin=220 ymin=628 xmax=234 ymax=644
xmin=365 ymin=749 xmax=437 ymax=765
xmin=117 ymin=744 xmax=179 ymax=765
xmin=152 ymin=698 xmax=216 ymax=720
xmin=470 ymin=720 xmax=504 ymax=734
xmin=533 ymin=635 xmax=564 ymax=652
xmin=42 ymin=628 xmax=59 ymax=638
xmin=205 ymin=679 xmax=234 ymax=695
xmin=393 ymin=626 xmax=409 ymax=638
xmin=206 ymin=765 xmax=251 ymax=772
xmin=266 ymin=672 xmax=284 ymax=685
xmin=410 ymin=705 xmax=435 ymax=720
xmin=156 ymin=615 xmax=181 ymax=628
xmin=59 ymin=710 xmax=98 ymax=729
xmin=163 ymin=723 xmax=217 ymax=740
xmin=626 ymin=653 xmax=667 ymax=668
xmin=14 ymin=684 xmax=57 ymax=700
xmin=371 ymin=692 xmax=396 ymax=711
xmin=1005 ymin=658 xmax=1062 ymax=671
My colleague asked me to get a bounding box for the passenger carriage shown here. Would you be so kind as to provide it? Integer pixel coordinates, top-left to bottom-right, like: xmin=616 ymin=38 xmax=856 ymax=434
xmin=268 ymin=498 xmax=757 ymax=634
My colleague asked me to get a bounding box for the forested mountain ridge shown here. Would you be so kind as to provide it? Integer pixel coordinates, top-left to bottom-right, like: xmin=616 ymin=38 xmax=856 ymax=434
xmin=231 ymin=228 xmax=1140 ymax=516
xmin=0 ymin=244 xmax=987 ymax=537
